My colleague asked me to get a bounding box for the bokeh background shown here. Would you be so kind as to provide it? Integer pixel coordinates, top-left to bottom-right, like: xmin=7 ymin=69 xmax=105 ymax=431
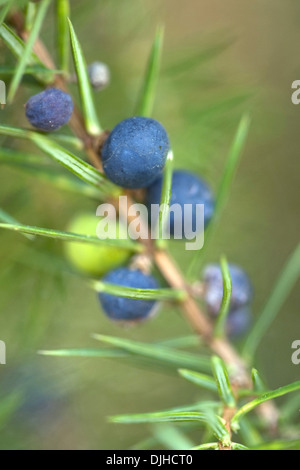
xmin=0 ymin=0 xmax=299 ymax=449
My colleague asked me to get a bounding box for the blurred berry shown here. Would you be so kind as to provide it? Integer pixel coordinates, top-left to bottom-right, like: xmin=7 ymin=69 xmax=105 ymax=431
xmin=202 ymin=263 xmax=253 ymax=316
xmin=146 ymin=169 xmax=215 ymax=237
xmin=2 ymin=363 xmax=67 ymax=433
xmin=226 ymin=306 xmax=252 ymax=338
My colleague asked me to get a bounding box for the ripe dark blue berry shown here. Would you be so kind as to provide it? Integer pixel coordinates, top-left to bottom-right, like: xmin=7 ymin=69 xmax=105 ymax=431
xmin=25 ymin=88 xmax=73 ymax=132
xmin=98 ymin=267 xmax=159 ymax=322
xmin=226 ymin=306 xmax=252 ymax=338
xmin=101 ymin=117 xmax=170 ymax=189
xmin=202 ymin=263 xmax=253 ymax=316
xmin=146 ymin=169 xmax=215 ymax=237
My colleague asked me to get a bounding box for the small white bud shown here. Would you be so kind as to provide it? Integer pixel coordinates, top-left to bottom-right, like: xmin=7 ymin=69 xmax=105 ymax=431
xmin=88 ymin=61 xmax=110 ymax=91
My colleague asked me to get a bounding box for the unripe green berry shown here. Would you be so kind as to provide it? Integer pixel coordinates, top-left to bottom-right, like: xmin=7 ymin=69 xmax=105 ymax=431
xmin=64 ymin=212 xmax=131 ymax=277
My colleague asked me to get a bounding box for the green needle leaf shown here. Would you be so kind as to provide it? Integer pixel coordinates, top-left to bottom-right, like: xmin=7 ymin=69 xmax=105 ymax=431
xmin=157 ymin=335 xmax=200 ymax=349
xmin=211 ymin=356 xmax=236 ymax=408
xmin=151 ymin=423 xmax=195 ymax=450
xmin=156 ymin=150 xmax=174 ymax=249
xmin=243 ymin=243 xmax=300 ymax=362
xmin=0 ymin=223 xmax=142 ymax=252
xmin=109 ymin=410 xmax=211 ymax=424
xmin=188 ymin=113 xmax=251 ymax=279
xmin=0 ymin=24 xmax=57 ymax=83
xmin=0 ymin=65 xmax=63 ymax=76
xmin=135 ymin=24 xmax=164 ymax=117
xmin=0 ymin=125 xmax=115 ymax=193
xmin=109 ymin=410 xmax=230 ymax=446
xmin=38 ymin=348 xmax=127 ymax=358
xmin=56 ymin=0 xmax=70 ymax=74
xmin=231 ymin=380 xmax=300 ymax=430
xmin=92 ymin=334 xmax=211 ymax=372
xmin=0 ymin=124 xmax=29 ymax=139
xmin=214 ymin=113 xmax=251 ymax=216
xmin=238 ymin=416 xmax=262 ymax=447
xmin=0 ymin=391 xmax=23 ymax=430
xmin=251 ymin=368 xmax=266 ymax=393
xmin=68 ymin=18 xmax=102 ymax=135
xmin=192 ymin=442 xmax=219 ymax=450
xmin=1 ymin=161 xmax=105 ymax=200
xmin=0 ymin=209 xmax=34 ymax=240
xmin=30 ymin=133 xmax=111 ymax=190
xmin=165 ymin=38 xmax=234 ymax=76
xmin=250 ymin=440 xmax=300 ymax=451
xmin=47 ymin=133 xmax=83 ymax=151
xmin=0 ymin=23 xmax=42 ymax=65
xmin=0 ymin=147 xmax=42 ymax=165
xmin=231 ymin=443 xmax=249 ymax=450
xmin=93 ymin=279 xmax=186 ymax=302
xmin=0 ymin=0 xmax=13 ymax=27
xmin=214 ymin=256 xmax=232 ymax=338
xmin=178 ymin=369 xmax=218 ymax=393
xmin=0 ymin=129 xmax=82 ymax=153
xmin=280 ymin=393 xmax=300 ymax=423
xmin=8 ymin=0 xmax=51 ymax=102
xmin=38 ymin=340 xmax=207 ymax=371
xmin=159 ymin=401 xmax=221 ymax=414
xmin=24 ymin=1 xmax=37 ymax=33
xmin=109 ymin=411 xmax=230 ymax=446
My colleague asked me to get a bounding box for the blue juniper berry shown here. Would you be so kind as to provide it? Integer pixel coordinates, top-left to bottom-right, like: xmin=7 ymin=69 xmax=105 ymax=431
xmin=146 ymin=169 xmax=215 ymax=238
xmin=25 ymin=88 xmax=73 ymax=132
xmin=101 ymin=116 xmax=170 ymax=189
xmin=98 ymin=267 xmax=160 ymax=322
xmin=202 ymin=263 xmax=253 ymax=316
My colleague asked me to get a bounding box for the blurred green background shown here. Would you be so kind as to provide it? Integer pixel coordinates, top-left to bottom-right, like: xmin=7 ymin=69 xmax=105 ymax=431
xmin=0 ymin=0 xmax=299 ymax=449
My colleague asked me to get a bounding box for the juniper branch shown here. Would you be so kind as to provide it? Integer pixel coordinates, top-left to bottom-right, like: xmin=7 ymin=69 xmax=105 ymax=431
xmin=7 ymin=8 xmax=279 ymax=440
